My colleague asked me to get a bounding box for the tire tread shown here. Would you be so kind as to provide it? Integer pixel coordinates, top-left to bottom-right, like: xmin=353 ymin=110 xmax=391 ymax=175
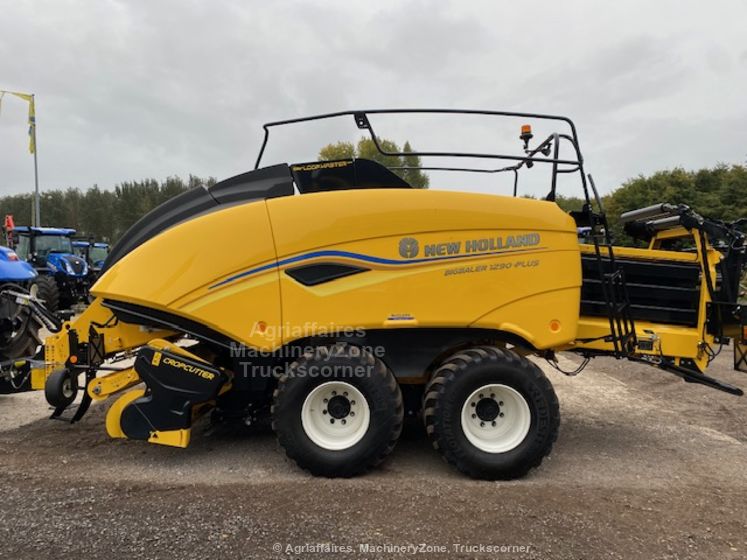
xmin=272 ymin=343 xmax=403 ymax=477
xmin=423 ymin=345 xmax=560 ymax=480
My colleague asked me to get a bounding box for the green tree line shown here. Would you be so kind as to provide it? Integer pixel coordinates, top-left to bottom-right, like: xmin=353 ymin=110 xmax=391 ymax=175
xmin=604 ymin=165 xmax=746 ymax=244
xmin=0 ymin=164 xmax=743 ymax=245
xmin=549 ymin=164 xmax=746 ymax=245
xmin=0 ymin=175 xmax=215 ymax=242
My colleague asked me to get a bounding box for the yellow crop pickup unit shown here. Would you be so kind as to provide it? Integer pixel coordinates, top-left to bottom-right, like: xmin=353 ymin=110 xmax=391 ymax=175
xmin=31 ymin=109 xmax=747 ymax=480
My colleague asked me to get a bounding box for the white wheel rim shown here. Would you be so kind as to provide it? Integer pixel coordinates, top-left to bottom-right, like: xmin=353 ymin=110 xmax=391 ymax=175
xmin=301 ymin=381 xmax=370 ymax=450
xmin=62 ymin=377 xmax=75 ymax=398
xmin=460 ymin=384 xmax=531 ymax=453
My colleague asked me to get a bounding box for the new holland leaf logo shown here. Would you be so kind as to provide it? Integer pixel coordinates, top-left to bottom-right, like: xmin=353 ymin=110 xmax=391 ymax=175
xmin=398 ymin=233 xmax=541 ymax=261
xmin=399 ymin=237 xmax=419 ymax=259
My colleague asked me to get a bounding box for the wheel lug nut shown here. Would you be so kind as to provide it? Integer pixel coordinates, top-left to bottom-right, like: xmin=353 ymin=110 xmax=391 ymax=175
xmin=341 ymin=419 xmax=346 ymax=425
xmin=479 ymin=394 xmax=484 ymax=398
xmin=470 ymin=402 xmax=476 ymax=408
xmin=323 ymin=398 xmax=328 ymax=403
xmin=471 ymin=413 xmax=476 ymax=419
xmin=331 ymin=391 xmax=337 ymax=396
xmin=350 ymin=400 xmax=356 ymax=406
xmin=490 ymin=393 xmax=495 ymax=398
xmin=491 ymin=421 xmax=496 ymax=427
xmin=343 ymin=391 xmax=348 ymax=396
xmin=330 ymin=419 xmax=335 ymax=424
xmin=322 ymin=410 xmax=327 ymax=415
xmin=499 ymin=412 xmax=504 ymax=417
xmin=480 ymin=421 xmax=485 ymax=427
xmin=499 ymin=401 xmax=504 ymax=406
xmin=350 ymin=411 xmax=355 ymax=417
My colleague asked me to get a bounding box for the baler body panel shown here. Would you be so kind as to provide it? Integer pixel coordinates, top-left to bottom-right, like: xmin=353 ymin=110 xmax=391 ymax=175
xmin=268 ymin=189 xmax=580 ymax=349
xmin=92 ymin=188 xmax=581 ymax=351
xmin=91 ymin=200 xmax=283 ymax=351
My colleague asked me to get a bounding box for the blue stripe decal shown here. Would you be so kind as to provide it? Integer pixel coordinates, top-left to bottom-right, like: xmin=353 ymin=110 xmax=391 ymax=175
xmin=208 ymin=246 xmax=547 ymax=290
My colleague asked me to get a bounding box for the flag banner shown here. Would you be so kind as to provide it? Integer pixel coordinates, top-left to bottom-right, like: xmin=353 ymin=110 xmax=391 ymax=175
xmin=28 ymin=96 xmax=35 ymax=154
xmin=10 ymin=91 xmax=36 ymax=154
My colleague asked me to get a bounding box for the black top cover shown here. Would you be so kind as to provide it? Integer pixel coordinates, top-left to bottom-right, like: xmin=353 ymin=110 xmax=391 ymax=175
xmin=291 ymin=158 xmax=412 ymax=193
xmin=209 ymin=165 xmax=295 ymax=205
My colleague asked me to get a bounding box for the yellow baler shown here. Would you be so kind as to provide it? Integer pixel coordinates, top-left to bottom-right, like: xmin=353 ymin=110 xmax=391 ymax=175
xmin=31 ymin=110 xmax=746 ymax=480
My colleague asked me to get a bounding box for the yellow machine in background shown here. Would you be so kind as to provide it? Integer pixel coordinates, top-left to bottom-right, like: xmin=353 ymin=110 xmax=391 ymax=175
xmin=31 ymin=110 xmax=747 ymax=480
xmin=573 ymin=228 xmax=722 ymax=370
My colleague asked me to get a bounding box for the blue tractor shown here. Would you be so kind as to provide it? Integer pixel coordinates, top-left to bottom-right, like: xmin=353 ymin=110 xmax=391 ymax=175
xmin=11 ymin=226 xmax=89 ymax=312
xmin=0 ymin=246 xmax=49 ymax=393
xmin=72 ymin=239 xmax=110 ymax=275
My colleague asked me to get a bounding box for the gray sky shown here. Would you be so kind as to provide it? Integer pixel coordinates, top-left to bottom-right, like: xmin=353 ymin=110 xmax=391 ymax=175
xmin=1 ymin=0 xmax=746 ymax=199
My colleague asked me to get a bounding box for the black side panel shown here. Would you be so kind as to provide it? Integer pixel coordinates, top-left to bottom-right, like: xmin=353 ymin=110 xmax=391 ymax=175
xmin=285 ymin=263 xmax=368 ymax=286
xmin=581 ymin=255 xmax=701 ymax=326
xmin=209 ymin=164 xmax=294 ymax=205
xmin=291 ymin=158 xmax=412 ymax=193
xmin=102 ymin=165 xmax=294 ymax=273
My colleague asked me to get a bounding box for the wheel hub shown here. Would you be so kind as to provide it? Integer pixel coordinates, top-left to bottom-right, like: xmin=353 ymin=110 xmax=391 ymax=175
xmin=475 ymin=397 xmax=500 ymax=422
xmin=461 ymin=384 xmax=531 ymax=453
xmin=327 ymin=395 xmax=351 ymax=419
xmin=301 ymin=381 xmax=371 ymax=450
xmin=62 ymin=377 xmax=75 ymax=398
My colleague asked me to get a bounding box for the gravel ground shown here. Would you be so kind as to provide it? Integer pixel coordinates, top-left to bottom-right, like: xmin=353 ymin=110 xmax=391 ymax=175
xmin=1 ymin=351 xmax=747 ymax=559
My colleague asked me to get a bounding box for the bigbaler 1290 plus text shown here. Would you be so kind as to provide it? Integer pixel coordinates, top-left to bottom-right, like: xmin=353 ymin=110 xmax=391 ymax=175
xmin=31 ymin=110 xmax=746 ymax=479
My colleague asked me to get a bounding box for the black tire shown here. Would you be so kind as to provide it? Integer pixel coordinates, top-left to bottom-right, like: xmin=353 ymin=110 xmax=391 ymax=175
xmin=34 ymin=275 xmax=60 ymax=314
xmin=272 ymin=343 xmax=403 ymax=477
xmin=44 ymin=368 xmax=78 ymax=409
xmin=423 ymin=346 xmax=559 ymax=480
xmin=0 ymin=298 xmax=41 ymax=362
xmin=0 ymin=328 xmax=38 ymax=363
xmin=0 ymin=284 xmax=43 ymax=393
